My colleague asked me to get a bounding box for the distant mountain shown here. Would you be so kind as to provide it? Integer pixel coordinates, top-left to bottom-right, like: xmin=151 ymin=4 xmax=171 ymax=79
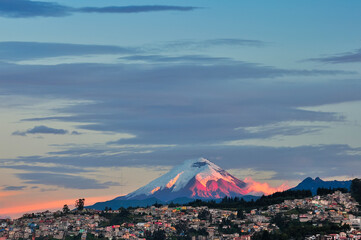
xmin=291 ymin=177 xmax=351 ymax=195
xmin=121 ymin=158 xmax=249 ymax=201
xmin=87 ymin=158 xmax=261 ymax=210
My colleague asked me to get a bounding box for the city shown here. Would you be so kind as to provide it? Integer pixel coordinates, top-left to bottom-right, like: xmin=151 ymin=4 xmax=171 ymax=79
xmin=1 ymin=190 xmax=360 ymax=240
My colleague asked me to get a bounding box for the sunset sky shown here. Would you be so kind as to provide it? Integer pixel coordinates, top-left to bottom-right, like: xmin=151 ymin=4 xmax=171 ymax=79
xmin=1 ymin=0 xmax=361 ymax=218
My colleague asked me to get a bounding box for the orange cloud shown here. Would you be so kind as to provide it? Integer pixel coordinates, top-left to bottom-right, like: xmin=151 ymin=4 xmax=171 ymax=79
xmin=0 ymin=195 xmax=117 ymax=219
xmin=243 ymin=177 xmax=289 ymax=196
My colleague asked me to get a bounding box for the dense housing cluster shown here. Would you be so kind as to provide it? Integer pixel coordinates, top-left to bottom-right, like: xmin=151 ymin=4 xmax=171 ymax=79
xmin=0 ymin=191 xmax=360 ymax=240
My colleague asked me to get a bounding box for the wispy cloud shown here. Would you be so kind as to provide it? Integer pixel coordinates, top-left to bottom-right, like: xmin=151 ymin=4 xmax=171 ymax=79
xmin=119 ymin=54 xmax=233 ymax=64
xmin=0 ymin=40 xmax=264 ymax=62
xmin=12 ymin=125 xmax=71 ymax=136
xmin=1 ymin=60 xmax=354 ymax=145
xmin=1 ymin=50 xmax=360 ymax=181
xmin=234 ymin=123 xmax=329 ymax=140
xmin=16 ymin=172 xmax=118 ymax=189
xmin=163 ymin=38 xmax=267 ymax=50
xmin=2 ymin=186 xmax=26 ymax=191
xmin=0 ymin=0 xmax=199 ymax=18
xmin=77 ymin=6 xmax=200 ymax=14
xmin=6 ymin=144 xmax=361 ymax=181
xmin=0 ymin=164 xmax=88 ymax=174
xmin=0 ymin=0 xmax=70 ymax=18
xmin=145 ymin=39 xmax=267 ymax=53
xmin=308 ymin=48 xmax=361 ymax=64
xmin=0 ymin=42 xmax=136 ymax=61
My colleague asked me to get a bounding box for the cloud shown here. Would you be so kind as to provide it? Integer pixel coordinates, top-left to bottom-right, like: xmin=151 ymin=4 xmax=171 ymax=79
xmin=0 ymin=42 xmax=136 ymax=61
xmin=1 ymin=53 xmax=360 ymax=181
xmin=10 ymin=144 xmax=361 ymax=182
xmin=234 ymin=123 xmax=328 ymax=140
xmin=2 ymin=186 xmax=26 ymax=191
xmin=0 ymin=0 xmax=70 ymax=18
xmin=0 ymin=0 xmax=198 ymax=18
xmin=0 ymin=60 xmax=354 ymax=146
xmin=160 ymin=38 xmax=267 ymax=50
xmin=139 ymin=39 xmax=267 ymax=54
xmin=309 ymin=48 xmax=361 ymax=64
xmin=16 ymin=172 xmax=118 ymax=189
xmin=0 ymin=39 xmax=264 ymax=62
xmin=243 ymin=177 xmax=289 ymax=196
xmin=12 ymin=125 xmax=69 ymax=136
xmin=76 ymin=6 xmax=200 ymax=14
xmin=0 ymin=164 xmax=88 ymax=174
xmin=119 ymin=54 xmax=233 ymax=64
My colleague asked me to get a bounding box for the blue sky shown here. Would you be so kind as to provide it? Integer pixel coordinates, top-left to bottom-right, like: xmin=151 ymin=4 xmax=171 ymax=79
xmin=1 ymin=0 xmax=361 ymax=216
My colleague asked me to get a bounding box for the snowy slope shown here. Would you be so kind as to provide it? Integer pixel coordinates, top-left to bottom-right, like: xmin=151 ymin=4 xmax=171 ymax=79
xmin=120 ymin=158 xmax=248 ymax=201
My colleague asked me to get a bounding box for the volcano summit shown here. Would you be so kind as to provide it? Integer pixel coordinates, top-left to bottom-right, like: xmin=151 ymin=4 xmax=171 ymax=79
xmin=123 ymin=158 xmax=249 ymax=201
xmin=89 ymin=158 xmax=287 ymax=210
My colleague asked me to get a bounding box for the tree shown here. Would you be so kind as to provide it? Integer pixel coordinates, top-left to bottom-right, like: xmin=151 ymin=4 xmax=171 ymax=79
xmin=237 ymin=208 xmax=245 ymax=219
xmin=317 ymin=187 xmax=348 ymax=196
xmin=198 ymin=209 xmax=211 ymax=220
xmin=152 ymin=230 xmax=166 ymax=240
xmin=175 ymin=221 xmax=188 ymax=235
xmin=351 ymin=178 xmax=361 ymax=205
xmin=63 ymin=204 xmax=70 ymax=214
xmin=75 ymin=198 xmax=85 ymax=211
xmin=153 ymin=202 xmax=163 ymax=208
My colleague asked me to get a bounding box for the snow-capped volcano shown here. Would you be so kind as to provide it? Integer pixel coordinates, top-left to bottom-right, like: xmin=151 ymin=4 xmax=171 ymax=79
xmin=88 ymin=158 xmax=289 ymax=210
xmin=119 ymin=158 xmax=249 ymax=201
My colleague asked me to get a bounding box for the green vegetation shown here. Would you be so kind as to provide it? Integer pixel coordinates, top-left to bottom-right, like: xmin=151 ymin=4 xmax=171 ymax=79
xmin=63 ymin=233 xmax=107 ymax=240
xmin=75 ymin=199 xmax=85 ymax=211
xmin=99 ymin=208 xmax=145 ymax=226
xmin=34 ymin=237 xmax=56 ymax=240
xmin=251 ymin=214 xmax=350 ymax=240
xmin=171 ymin=221 xmax=209 ymax=240
xmin=317 ymin=187 xmax=348 ymax=196
xmin=99 ymin=208 xmax=132 ymax=226
xmin=217 ymin=218 xmax=241 ymax=234
xmin=351 ymin=178 xmax=361 ymax=206
xmin=197 ymin=209 xmax=211 ymax=220
xmin=187 ymin=190 xmax=312 ymax=210
xmin=188 ymin=228 xmax=209 ymax=237
xmin=62 ymin=204 xmax=70 ymax=214
xmin=145 ymin=229 xmax=167 ymax=240
xmin=283 ymin=207 xmax=309 ymax=215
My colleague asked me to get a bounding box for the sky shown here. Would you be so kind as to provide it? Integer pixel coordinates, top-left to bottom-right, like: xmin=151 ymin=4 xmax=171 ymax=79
xmin=1 ymin=0 xmax=361 ymax=218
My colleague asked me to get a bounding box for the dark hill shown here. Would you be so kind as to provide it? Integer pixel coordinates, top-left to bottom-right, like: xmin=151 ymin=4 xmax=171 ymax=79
xmin=291 ymin=177 xmax=351 ymax=195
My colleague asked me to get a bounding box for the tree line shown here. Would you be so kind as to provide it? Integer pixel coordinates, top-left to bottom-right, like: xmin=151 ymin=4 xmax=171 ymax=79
xmin=186 ymin=190 xmax=312 ymax=211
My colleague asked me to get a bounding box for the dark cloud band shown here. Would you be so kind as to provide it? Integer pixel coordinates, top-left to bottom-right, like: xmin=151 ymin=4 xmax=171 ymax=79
xmin=0 ymin=42 xmax=136 ymax=61
xmin=308 ymin=48 xmax=361 ymax=64
xmin=0 ymin=0 xmax=199 ymax=18
xmin=12 ymin=125 xmax=71 ymax=136
xmin=16 ymin=172 xmax=118 ymax=189
xmin=77 ymin=6 xmax=200 ymax=14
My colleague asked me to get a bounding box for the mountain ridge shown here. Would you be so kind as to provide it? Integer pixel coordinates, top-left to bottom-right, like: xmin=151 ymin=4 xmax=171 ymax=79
xmin=291 ymin=177 xmax=351 ymax=195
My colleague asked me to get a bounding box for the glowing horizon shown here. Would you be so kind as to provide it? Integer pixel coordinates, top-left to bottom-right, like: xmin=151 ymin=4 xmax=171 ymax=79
xmin=0 ymin=195 xmax=118 ymax=219
xmin=243 ymin=177 xmax=290 ymax=196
